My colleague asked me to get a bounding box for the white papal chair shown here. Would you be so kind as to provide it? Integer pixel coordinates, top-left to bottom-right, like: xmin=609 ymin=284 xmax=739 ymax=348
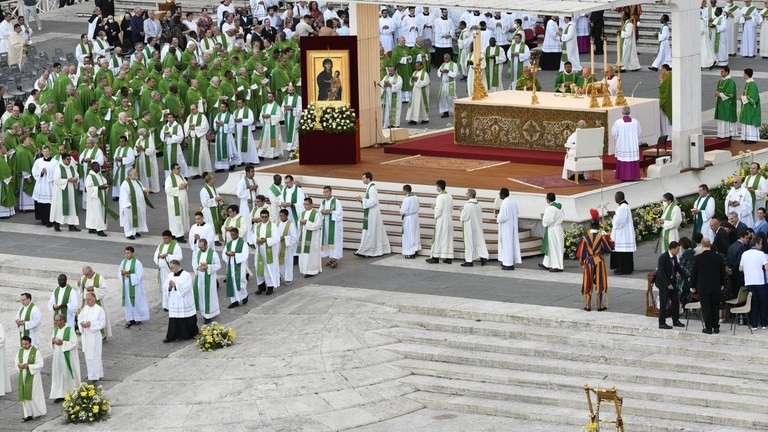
xmin=564 ymin=127 xmax=605 ymax=185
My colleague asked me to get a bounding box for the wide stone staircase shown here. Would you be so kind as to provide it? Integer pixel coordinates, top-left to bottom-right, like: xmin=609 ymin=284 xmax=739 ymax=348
xmin=367 ymin=299 xmax=768 ymax=431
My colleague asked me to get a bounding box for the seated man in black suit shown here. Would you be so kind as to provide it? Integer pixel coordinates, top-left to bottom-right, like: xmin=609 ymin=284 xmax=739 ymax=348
xmin=655 ymin=240 xmax=684 ymax=329
xmin=710 ymin=218 xmax=731 ymax=255
xmin=690 ymin=238 xmax=727 ymax=334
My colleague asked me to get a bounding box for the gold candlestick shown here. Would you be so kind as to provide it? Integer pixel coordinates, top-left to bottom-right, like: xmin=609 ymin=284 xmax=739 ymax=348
xmin=471 ymin=65 xmax=488 ymax=100
xmin=589 ymin=74 xmax=599 ymax=108
xmin=530 ymin=59 xmax=540 ymax=105
xmin=615 ymin=66 xmax=627 ymax=106
xmin=601 ymin=78 xmax=613 ymax=107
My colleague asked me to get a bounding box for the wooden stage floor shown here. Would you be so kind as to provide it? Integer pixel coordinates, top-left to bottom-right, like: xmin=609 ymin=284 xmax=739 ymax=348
xmin=281 ymin=141 xmax=768 ymax=196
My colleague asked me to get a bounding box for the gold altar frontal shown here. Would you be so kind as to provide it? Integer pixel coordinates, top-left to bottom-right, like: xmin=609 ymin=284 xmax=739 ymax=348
xmin=454 ymin=91 xmax=661 ymax=152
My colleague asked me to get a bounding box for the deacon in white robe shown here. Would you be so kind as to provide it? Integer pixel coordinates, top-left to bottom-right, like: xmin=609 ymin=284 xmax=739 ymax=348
xmin=651 ymin=18 xmax=672 ymax=69
xmin=700 ymin=18 xmax=717 ymax=68
xmin=85 ymin=163 xmax=110 ymax=234
xmin=164 ymin=166 xmax=190 ymax=240
xmin=48 ymin=277 xmax=79 ymax=328
xmin=559 ymin=18 xmax=581 ymax=72
xmin=233 ymin=99 xmax=259 ymax=164
xmin=237 ymin=167 xmax=259 ymax=218
xmin=77 ymin=293 xmax=106 ymax=380
xmin=184 ymin=105 xmax=213 ymax=178
xmin=119 ymin=170 xmax=150 ymax=239
xmin=740 ymin=2 xmax=762 ymax=57
xmin=426 ymin=182 xmax=454 ymax=262
xmin=134 ymin=129 xmax=161 ymax=193
xmin=154 ymin=235 xmax=183 ymax=310
xmin=0 ymin=324 xmax=10 ymax=395
xmin=320 ymin=188 xmax=344 ymax=263
xmin=437 ymin=57 xmax=458 ymax=116
xmin=51 ymin=155 xmax=80 ymax=229
xmin=712 ymin=13 xmax=729 ymax=66
xmin=16 ymin=296 xmax=42 ymax=348
xmin=192 ymin=238 xmax=221 ymax=322
xmin=17 ymin=339 xmax=46 ymax=420
xmin=119 ymin=248 xmax=150 ymax=325
xmin=276 ymin=211 xmax=297 ymax=285
xmin=619 ymin=16 xmax=641 ymax=71
xmin=213 ymin=104 xmax=237 ymax=170
xmin=279 ymin=177 xmax=306 ymax=227
xmin=745 ymin=165 xmax=768 ymax=222
xmin=497 ymin=191 xmax=522 ymax=269
xmin=484 ymin=39 xmax=507 ymax=92
xmin=726 ymin=179 xmax=754 ymax=227
xmin=381 ymin=67 xmax=403 ymax=128
xmin=540 ymin=194 xmax=564 ymax=271
xmin=405 ymin=62 xmax=430 ymax=124
xmin=610 ymin=192 xmax=636 ymax=275
xmin=111 ymin=138 xmax=136 ymax=198
xmin=400 ymin=186 xmax=421 ymax=258
xmin=32 ymin=150 xmax=55 ymax=225
xmin=222 ymin=229 xmax=249 ymax=307
xmin=163 ymin=264 xmax=198 ymax=342
xmin=282 ymin=87 xmax=301 ymax=152
xmin=725 ymin=1 xmax=741 ymax=55
xmin=258 ymin=94 xmax=285 ymax=159
xmin=249 ymin=214 xmax=281 ymax=291
xmin=692 ymin=187 xmax=716 ymax=242
xmin=460 ymin=189 xmax=489 ymax=265
xmin=189 ymin=212 xmax=217 ymax=251
xmin=161 ymin=115 xmax=190 ymax=179
xmin=507 ymin=36 xmax=530 ymax=90
xmin=49 ymin=319 xmax=81 ymax=400
xmin=77 ymin=267 xmax=112 ymax=338
xmin=297 ymin=200 xmax=323 ymax=277
xmin=356 ymin=175 xmax=392 ymax=256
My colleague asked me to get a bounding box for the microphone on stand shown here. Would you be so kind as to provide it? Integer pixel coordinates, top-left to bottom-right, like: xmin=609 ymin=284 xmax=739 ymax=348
xmin=630 ymin=82 xmax=642 ymax=99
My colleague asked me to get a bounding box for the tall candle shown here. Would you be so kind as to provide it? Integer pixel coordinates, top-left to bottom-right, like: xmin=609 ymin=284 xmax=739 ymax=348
xmin=616 ymin=34 xmax=621 ymax=68
xmin=603 ymin=38 xmax=608 ymax=72
xmin=473 ymin=32 xmax=481 ymax=67
xmin=590 ymin=40 xmax=595 ymax=72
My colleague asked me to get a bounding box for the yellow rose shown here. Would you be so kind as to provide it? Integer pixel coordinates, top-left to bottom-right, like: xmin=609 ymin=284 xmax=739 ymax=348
xmin=80 ymin=391 xmax=87 ymax=397
xmin=206 ymin=336 xmax=213 ymax=343
xmin=75 ymin=405 xmax=80 ymax=411
xmin=89 ymin=390 xmax=96 ymax=397
xmin=93 ymin=405 xmax=100 ymax=413
xmin=64 ymin=393 xmax=71 ymax=401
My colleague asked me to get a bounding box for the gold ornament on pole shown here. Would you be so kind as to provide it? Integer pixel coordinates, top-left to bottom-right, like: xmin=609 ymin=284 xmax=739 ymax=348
xmin=313 ymin=103 xmax=324 ymax=130
xmin=471 ymin=33 xmax=488 ymax=100
xmin=614 ymin=34 xmax=627 ymax=106
xmin=530 ymin=55 xmax=541 ymax=105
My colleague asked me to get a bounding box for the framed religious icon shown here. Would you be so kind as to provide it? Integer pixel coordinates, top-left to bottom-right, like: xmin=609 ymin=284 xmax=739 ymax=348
xmin=306 ymin=49 xmax=351 ymax=106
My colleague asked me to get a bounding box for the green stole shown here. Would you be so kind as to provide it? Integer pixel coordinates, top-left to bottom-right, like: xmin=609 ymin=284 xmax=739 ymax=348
xmin=321 ymin=197 xmax=337 ymax=249
xmin=193 ymin=248 xmax=215 ymax=313
xmin=53 ymin=326 xmax=75 ymax=379
xmin=225 ymin=238 xmax=246 ymax=297
xmin=224 ymin=215 xmax=243 ymax=234
xmin=560 ymin=24 xmax=571 ymax=62
xmin=79 ymin=274 xmax=102 ymax=307
xmin=747 ymin=175 xmax=763 ymax=212
xmin=440 ymin=63 xmax=455 ymax=97
xmin=113 ymin=145 xmax=131 ymax=185
xmin=269 ymin=183 xmax=282 ymax=199
xmin=363 ymin=183 xmax=375 ymax=230
xmin=711 ymin=20 xmax=721 ymax=52
xmin=158 ymin=240 xmax=178 ymax=272
xmin=90 ymin=173 xmax=118 ymax=222
xmin=283 ymin=94 xmax=299 ymax=142
xmin=215 ymin=112 xmax=232 ymax=161
xmin=59 ymin=164 xmax=78 ymax=216
xmin=382 ymin=75 xmax=400 ymax=125
xmin=410 ymin=71 xmax=429 ymax=112
xmin=298 ymin=209 xmax=317 ymax=254
xmin=261 ymin=103 xmax=279 ymax=147
xmin=235 ymin=107 xmax=252 ymax=152
xmin=255 ymin=222 xmax=274 ymax=276
xmin=163 ymin=123 xmax=180 ymax=170
xmin=282 ymin=186 xmax=300 ymax=222
xmin=510 ymin=44 xmax=526 ymax=81
xmin=52 ymin=285 xmax=73 ymax=323
xmin=18 ymin=304 xmax=34 ymax=340
xmin=186 ymin=114 xmax=204 ymax=167
xmin=485 ymin=46 xmax=502 ymax=86
xmin=662 ymin=202 xmax=678 ymax=250
xmin=540 ymin=202 xmax=562 ymax=255
xmin=17 ymin=347 xmax=37 ymax=402
xmin=126 ymin=179 xmax=140 ymax=227
xmin=121 ymin=257 xmax=137 ymax=306
xmin=204 ymin=184 xmax=222 ymax=232
xmin=80 ymin=146 xmax=99 ymax=178
xmin=169 ymin=174 xmax=183 ymax=216
xmin=279 ymin=221 xmax=292 ymax=264
xmin=693 ymin=195 xmax=711 ymax=236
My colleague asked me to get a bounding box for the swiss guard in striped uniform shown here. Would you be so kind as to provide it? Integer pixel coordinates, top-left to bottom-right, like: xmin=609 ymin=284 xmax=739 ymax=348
xmin=577 ymin=209 xmax=615 ymax=311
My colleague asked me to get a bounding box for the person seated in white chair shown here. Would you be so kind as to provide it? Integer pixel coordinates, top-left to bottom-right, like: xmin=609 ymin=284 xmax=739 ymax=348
xmin=562 ymin=120 xmax=589 ymax=181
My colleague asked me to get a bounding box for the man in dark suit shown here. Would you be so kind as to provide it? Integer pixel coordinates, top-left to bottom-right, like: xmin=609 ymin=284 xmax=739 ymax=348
xmin=727 ymin=230 xmax=750 ymax=298
xmin=728 ymin=212 xmax=748 ymax=244
xmin=690 ymin=238 xmax=726 ymax=334
xmin=710 ymin=218 xmax=731 ymax=255
xmin=589 ymin=11 xmax=605 ymax=54
xmin=655 ymin=241 xmax=684 ymax=329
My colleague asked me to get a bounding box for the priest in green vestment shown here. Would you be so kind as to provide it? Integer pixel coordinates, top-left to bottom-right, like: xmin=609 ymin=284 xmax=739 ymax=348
xmin=0 ymin=143 xmax=17 ymax=216
xmin=554 ymin=62 xmax=582 ymax=93
xmin=740 ymin=68 xmax=761 ymax=143
xmin=392 ymin=37 xmax=414 ymax=101
xmin=516 ymin=66 xmax=542 ymax=92
xmin=715 ymin=66 xmax=738 ymax=139
xmin=658 ymin=65 xmax=672 ymax=137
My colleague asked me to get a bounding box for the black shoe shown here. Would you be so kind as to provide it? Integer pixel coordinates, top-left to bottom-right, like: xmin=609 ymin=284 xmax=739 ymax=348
xmin=673 ymin=321 xmax=685 ymax=327
xmin=176 ymin=237 xmax=187 ymax=243
xmin=162 ymin=338 xmax=172 ymax=343
xmin=648 ymin=66 xmax=658 ymax=71
xmin=714 ymin=327 xmax=720 ymax=334
xmin=54 ymin=398 xmax=65 ymax=403
xmin=266 ymin=287 xmax=273 ymax=295
xmin=112 ymin=197 xmax=119 ymax=202
xmin=304 ymin=274 xmax=315 ymax=278
xmin=425 ymin=258 xmax=439 ymax=264
xmin=408 ymin=121 xmax=417 ymax=125
xmin=256 ymin=284 xmax=266 ymax=294
xmin=124 ymin=320 xmax=135 ymax=328
xmin=598 ymin=306 xmax=607 ymax=312
xmin=659 ymin=324 xmax=673 ymax=329
xmin=46 ymin=222 xmax=53 ymax=228
xmin=53 ymin=222 xmax=61 ymax=231
xmin=215 ymin=169 xmax=225 ymax=173
xmin=204 ymin=318 xmax=212 ymax=324
xmin=69 ymin=225 xmax=81 ymax=232
xmin=127 ymin=235 xmax=135 ymax=240
xmin=246 ymin=273 xmax=250 ymax=281
xmin=227 ymin=302 xmax=239 ymax=309
xmin=88 ymin=229 xmax=96 ymax=234
xmin=420 ymin=120 xmax=429 ymax=124
xmin=97 ymin=231 xmax=107 ymax=237
xmin=702 ymin=328 xmax=713 ymax=334
xmin=215 ymin=241 xmax=222 ymax=247
xmin=538 ymin=263 xmax=550 ymax=270
xmin=461 ymin=262 xmax=474 ymax=267
xmin=441 ymin=113 xmax=449 ymax=118
xmin=480 ymin=258 xmax=487 ymax=266
xmin=549 ymin=268 xmax=563 ymax=273
xmin=22 ymin=416 xmax=32 ymax=422
xmin=443 ymin=259 xmax=452 ymax=264
xmin=135 ymin=233 xmax=141 ymax=237
xmin=163 ymin=308 xmax=168 ymax=312
xmin=229 ymin=166 xmax=235 ymax=171
xmin=502 ymin=265 xmax=515 ymax=270
xmin=242 ymin=298 xmax=248 ymax=305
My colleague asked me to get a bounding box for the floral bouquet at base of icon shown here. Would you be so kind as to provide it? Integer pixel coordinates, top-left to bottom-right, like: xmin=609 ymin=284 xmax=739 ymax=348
xmin=298 ymin=103 xmax=357 ymax=134
xmin=288 ymin=147 xmax=300 ymax=161
xmin=195 ymin=321 xmax=236 ymax=352
xmin=583 ymin=421 xmax=599 ymax=432
xmin=62 ymin=383 xmax=110 ymax=424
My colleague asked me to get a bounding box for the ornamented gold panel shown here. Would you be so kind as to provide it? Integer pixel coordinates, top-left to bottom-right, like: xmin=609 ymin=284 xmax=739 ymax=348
xmin=455 ymin=103 xmax=609 ymax=151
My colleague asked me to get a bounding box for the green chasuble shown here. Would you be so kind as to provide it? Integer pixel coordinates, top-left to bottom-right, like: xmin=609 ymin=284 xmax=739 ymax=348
xmin=554 ymin=72 xmax=582 ymax=93
xmin=54 ymin=74 xmax=73 ymax=111
xmin=380 ymin=54 xmax=391 ymax=78
xmin=20 ymin=112 xmax=39 ymax=134
xmin=109 ymin=121 xmax=135 ymax=156
xmin=149 ymin=100 xmax=166 ymax=149
xmin=410 ymin=45 xmax=431 ymax=73
xmin=14 ymin=145 xmax=35 ymax=197
xmin=157 ymin=78 xmax=171 ymax=96
xmin=392 ymin=44 xmax=414 ymax=92
xmin=186 ymin=88 xmax=203 ymax=110
xmin=165 ymin=93 xmax=183 ymax=119
xmin=77 ymin=85 xmax=94 ymax=115
xmin=0 ymin=155 xmax=17 ymax=208
xmin=659 ymin=72 xmax=672 ymax=121
xmin=219 ymin=79 xmax=236 ymax=111
xmin=270 ymin=65 xmax=292 ymax=104
xmin=63 ymin=97 xmax=82 ymax=130
xmin=2 ymin=115 xmax=19 ymax=132
xmin=196 ymin=70 xmax=210 ymax=97
xmin=516 ymin=75 xmax=541 ymax=91
xmin=206 ymin=85 xmax=223 ymax=118
xmin=740 ymin=80 xmax=761 ymax=128
xmin=50 ymin=123 xmax=68 ymax=150
xmin=139 ymin=84 xmax=154 ymax=114
xmin=715 ymin=77 xmax=738 ymax=123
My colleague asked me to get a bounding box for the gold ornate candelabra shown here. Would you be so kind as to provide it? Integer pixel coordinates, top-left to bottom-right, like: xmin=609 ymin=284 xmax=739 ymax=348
xmin=471 ymin=65 xmax=488 ymax=100
xmin=530 ymin=59 xmax=540 ymax=105
xmin=614 ymin=64 xmax=627 ymax=106
xmin=589 ymin=74 xmax=599 ymax=108
xmin=602 ymin=79 xmax=613 ymax=107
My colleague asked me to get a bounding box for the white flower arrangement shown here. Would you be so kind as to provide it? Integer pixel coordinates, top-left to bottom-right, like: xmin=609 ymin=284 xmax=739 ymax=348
xmin=298 ymin=103 xmax=357 ymax=134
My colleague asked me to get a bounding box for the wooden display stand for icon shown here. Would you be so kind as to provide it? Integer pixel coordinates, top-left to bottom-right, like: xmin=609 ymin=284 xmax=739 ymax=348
xmin=585 ymin=384 xmax=625 ymax=432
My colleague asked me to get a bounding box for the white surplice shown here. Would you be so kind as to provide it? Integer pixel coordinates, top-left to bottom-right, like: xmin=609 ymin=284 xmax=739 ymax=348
xmin=184 ymin=113 xmax=212 ymax=177
xmin=165 ymin=271 xmax=196 ymax=318
xmin=320 ymin=197 xmax=344 ymax=260
xmin=276 ymin=219 xmax=297 ymax=284
xmin=192 ymin=247 xmax=221 ymax=319
xmin=740 ymin=5 xmax=762 ymax=57
xmin=77 ymin=303 xmax=105 ymax=380
xmin=381 ymin=73 xmax=403 ymax=128
xmin=612 ymin=202 xmax=637 ymax=252
xmin=541 ymin=203 xmax=564 ymax=270
xmin=32 ymin=157 xmax=55 ymax=205
xmin=460 ymin=199 xmax=488 ymax=262
xmin=189 ymin=222 xmax=216 ymax=252
xmin=610 ymin=117 xmax=641 ymax=161
xmin=118 ymin=258 xmax=150 ymax=322
xmin=357 ymin=183 xmax=392 ymax=256
xmin=48 ymin=285 xmax=79 ymax=327
xmin=497 ymin=197 xmax=522 ymax=266
xmin=49 ymin=325 xmax=81 ymax=399
xmin=430 ymin=192 xmax=454 ymax=259
xmin=297 ymin=209 xmax=323 ymax=276
xmin=400 ymin=194 xmax=422 ymax=256
xmin=405 ymin=70 xmax=430 ymax=122
xmin=17 ymin=304 xmax=42 ymax=348
xmin=725 ymin=185 xmax=754 ymax=227
xmin=18 ymin=346 xmax=46 ymax=418
xmin=154 ymin=241 xmax=183 ymax=309
xmin=119 ymin=179 xmax=149 ymax=237
xmin=164 ymin=173 xmax=190 ymax=238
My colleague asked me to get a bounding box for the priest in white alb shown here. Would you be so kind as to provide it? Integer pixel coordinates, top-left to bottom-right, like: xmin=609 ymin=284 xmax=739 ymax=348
xmin=249 ymin=209 xmax=281 ymax=293
xmin=745 ymin=162 xmax=768 ymax=222
xmin=436 ymin=53 xmax=458 ymax=118
xmin=192 ymin=238 xmax=220 ymax=323
xmin=725 ymin=177 xmax=754 ymax=227
xmin=85 ymin=161 xmax=110 ymax=236
xmin=400 ymin=184 xmax=421 ymax=259
xmin=111 ymin=135 xmax=136 ymax=198
xmin=539 ymin=192 xmax=564 ymax=272
xmin=213 ymin=101 xmax=237 ymax=170
xmin=320 ymin=186 xmax=343 ymax=268
xmin=164 ymin=163 xmax=190 ymax=242
xmin=381 ymin=66 xmax=403 ymax=128
xmin=48 ymin=274 xmax=79 ymax=328
xmin=77 ymin=292 xmax=106 ymax=381
xmin=233 ymin=98 xmax=259 ymax=164
xmin=484 ymin=37 xmax=507 ymax=92
xmin=51 ymin=153 xmax=81 ymax=232
xmin=405 ymin=61 xmax=430 ymax=125
xmin=691 ymin=184 xmax=716 ymax=243
xmin=17 ymin=336 xmax=46 ymax=421
xmin=507 ymin=33 xmax=530 ymax=90
xmin=496 ymin=188 xmax=522 ymax=270
xmin=237 ymin=165 xmax=259 ymax=217
xmin=618 ymin=12 xmax=641 ymax=71
xmin=658 ymin=192 xmax=683 ymax=252
xmin=119 ymin=168 xmax=150 ymax=240
xmin=297 ymin=197 xmax=323 ymax=278
xmin=161 ymin=113 xmax=189 ymax=179
xmin=119 ymin=246 xmax=150 ymax=327
xmin=426 ymin=180 xmax=454 ymax=264
xmin=134 ymin=126 xmax=160 ymax=193
xmin=184 ymin=104 xmax=212 ymax=178
xmin=356 ymin=172 xmax=391 ymax=256
xmin=258 ymin=92 xmax=284 ymax=159
xmin=222 ymin=228 xmax=249 ymax=308
xmin=459 ymin=188 xmax=488 ymax=267
xmin=559 ymin=16 xmax=581 ymax=72
xmin=78 ymin=266 xmax=112 ymax=338
xmin=17 ymin=293 xmax=41 ymax=348
xmin=282 ymin=85 xmax=301 ymax=152
xmin=276 ymin=209 xmax=297 ymax=286
xmin=740 ymin=0 xmax=761 ymax=57
xmin=49 ymin=313 xmax=81 ymax=402
xmin=163 ymin=260 xmax=198 ymax=342
xmin=279 ymin=174 xmax=305 ymax=226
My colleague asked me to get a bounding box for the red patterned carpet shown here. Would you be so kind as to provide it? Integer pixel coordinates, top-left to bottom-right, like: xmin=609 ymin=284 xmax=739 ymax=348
xmin=384 ymin=131 xmax=731 ymax=169
xmin=514 ymin=171 xmax=621 ymax=189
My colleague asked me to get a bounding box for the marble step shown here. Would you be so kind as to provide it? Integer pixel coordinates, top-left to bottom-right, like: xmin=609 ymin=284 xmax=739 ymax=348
xmin=379 ymin=312 xmax=768 ymax=362
xmin=384 ymin=343 xmax=768 ymax=398
xmin=376 ymin=327 xmax=768 ymax=379
xmin=393 ymin=359 xmax=768 ymax=414
xmin=401 ymin=375 xmax=768 ymax=429
xmin=0 ymin=274 xmax=59 ymax=293
xmin=407 ymin=391 xmax=752 ymax=432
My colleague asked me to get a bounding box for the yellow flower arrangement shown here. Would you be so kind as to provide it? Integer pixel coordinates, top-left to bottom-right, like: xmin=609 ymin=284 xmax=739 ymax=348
xmin=195 ymin=321 xmax=237 ymax=352
xmin=63 ymin=382 xmax=110 ymax=423
xmin=584 ymin=422 xmax=599 ymax=432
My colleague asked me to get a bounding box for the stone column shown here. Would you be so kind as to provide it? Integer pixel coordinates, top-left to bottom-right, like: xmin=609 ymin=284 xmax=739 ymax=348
xmin=349 ymin=3 xmax=382 ymax=148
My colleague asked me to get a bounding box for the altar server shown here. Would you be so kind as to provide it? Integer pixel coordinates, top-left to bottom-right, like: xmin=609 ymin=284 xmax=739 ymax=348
xmin=192 ymin=238 xmax=220 ymax=323
xmin=610 ymin=191 xmax=636 ymax=275
xmin=119 ymin=246 xmax=150 ymax=327
xmin=745 ymin=162 xmax=768 ymax=222
xmin=18 ymin=336 xmax=46 ymax=421
xmin=381 ymin=66 xmax=403 ymax=128
xmin=222 ymin=227 xmax=249 ymax=308
xmin=400 ymin=184 xmax=421 ymax=259
xmin=618 ymin=12 xmax=641 ymax=71
xmin=650 ymin=14 xmax=671 ymax=70
xmin=507 ymin=33 xmax=530 ymax=91
xmin=233 ymin=98 xmax=259 ymax=164
xmin=77 ymin=292 xmax=105 ymax=380
xmin=577 ymin=212 xmax=615 ymax=311
xmin=539 ymin=192 xmax=564 ymax=272
xmin=48 ymin=274 xmax=78 ymax=327
xmin=297 ymin=197 xmax=323 ymax=278
xmin=658 ymin=192 xmax=683 ymax=252
xmin=611 ymin=106 xmax=641 ymax=182
xmin=437 ymin=53 xmax=458 ymax=118
xmin=119 ymin=169 xmax=150 ymax=240
xmin=164 ymin=163 xmax=190 ymax=242
xmin=380 ymin=8 xmax=395 ymax=53
xmin=49 ymin=313 xmax=80 ymax=401
xmin=426 ymin=179 xmax=454 ymax=264
xmin=163 ymin=260 xmax=198 ymax=342
xmin=740 ymin=0 xmax=761 ymax=57
xmin=559 ymin=16 xmax=581 ymax=72
xmin=250 ymin=209 xmax=281 ymax=294
xmin=540 ymin=16 xmax=561 ymax=70
xmin=16 ymin=293 xmax=41 ymax=348
xmin=460 ymin=188 xmax=488 ymax=267
xmin=484 ymin=37 xmax=506 ymax=92
xmin=258 ymin=92 xmax=284 ymax=160
xmin=356 ymin=172 xmax=391 ymax=257
xmin=726 ymin=176 xmax=754 ymax=228
xmin=213 ymin=101 xmax=237 ymax=171
xmin=715 ymin=67 xmax=738 ymax=139
xmin=51 ymin=153 xmax=80 ymax=232
xmin=190 ymin=211 xmax=216 ymax=251
xmin=320 ymin=186 xmax=343 ymax=268
xmin=184 ymin=104 xmax=212 ymax=178
xmin=405 ymin=61 xmax=430 ymax=125
xmin=497 ymin=188 xmax=521 ymax=270
xmin=740 ymin=68 xmax=761 ymax=144
xmin=692 ymin=184 xmax=716 ymax=243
